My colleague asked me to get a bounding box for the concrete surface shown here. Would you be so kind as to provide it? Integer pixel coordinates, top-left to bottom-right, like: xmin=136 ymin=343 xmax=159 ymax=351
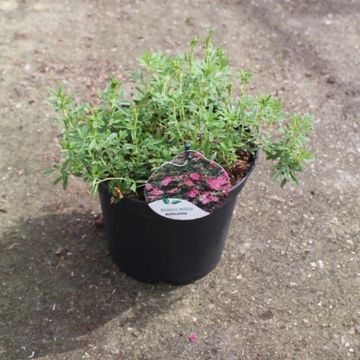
xmin=0 ymin=0 xmax=359 ymax=359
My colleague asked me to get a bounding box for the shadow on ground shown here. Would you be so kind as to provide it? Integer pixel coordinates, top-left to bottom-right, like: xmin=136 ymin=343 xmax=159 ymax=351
xmin=0 ymin=212 xmax=177 ymax=359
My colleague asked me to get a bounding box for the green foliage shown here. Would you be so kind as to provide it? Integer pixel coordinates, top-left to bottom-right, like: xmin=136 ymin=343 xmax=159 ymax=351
xmin=48 ymin=33 xmax=313 ymax=196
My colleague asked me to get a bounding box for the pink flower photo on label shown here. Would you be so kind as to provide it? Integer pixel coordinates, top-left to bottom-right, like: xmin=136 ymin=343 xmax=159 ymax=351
xmin=206 ymin=172 xmax=229 ymax=191
xmin=168 ymin=187 xmax=179 ymax=194
xmin=144 ymin=150 xmax=231 ymax=214
xmin=190 ymin=173 xmax=200 ymax=181
xmin=187 ymin=188 xmax=199 ymax=198
xmin=161 ymin=176 xmax=173 ymax=186
xmin=206 ymin=178 xmax=223 ymax=191
xmin=199 ymin=193 xmax=210 ymax=204
xmin=199 ymin=192 xmax=218 ymax=204
xmin=151 ymin=187 xmax=164 ymax=197
xmin=183 ymin=178 xmax=194 ymax=186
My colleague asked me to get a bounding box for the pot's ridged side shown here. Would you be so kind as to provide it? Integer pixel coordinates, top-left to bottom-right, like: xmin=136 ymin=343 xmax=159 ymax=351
xmin=99 ymin=155 xmax=257 ymax=284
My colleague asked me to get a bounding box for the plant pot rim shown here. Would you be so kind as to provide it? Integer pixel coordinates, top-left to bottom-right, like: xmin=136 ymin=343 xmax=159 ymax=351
xmin=99 ymin=150 xmax=259 ymax=205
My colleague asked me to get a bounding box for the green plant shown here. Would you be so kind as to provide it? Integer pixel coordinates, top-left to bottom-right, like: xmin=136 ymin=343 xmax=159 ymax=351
xmin=48 ymin=33 xmax=313 ymax=198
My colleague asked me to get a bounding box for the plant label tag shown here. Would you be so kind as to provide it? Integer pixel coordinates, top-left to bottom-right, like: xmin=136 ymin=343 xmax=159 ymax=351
xmin=148 ymin=198 xmax=209 ymax=220
xmin=144 ymin=151 xmax=230 ymax=220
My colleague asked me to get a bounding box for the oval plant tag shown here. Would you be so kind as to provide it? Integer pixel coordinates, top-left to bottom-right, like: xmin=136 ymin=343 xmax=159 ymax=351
xmin=144 ymin=151 xmax=230 ymax=220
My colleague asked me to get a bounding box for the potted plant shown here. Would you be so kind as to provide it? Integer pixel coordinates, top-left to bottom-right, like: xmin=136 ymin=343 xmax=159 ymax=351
xmin=48 ymin=34 xmax=313 ymax=284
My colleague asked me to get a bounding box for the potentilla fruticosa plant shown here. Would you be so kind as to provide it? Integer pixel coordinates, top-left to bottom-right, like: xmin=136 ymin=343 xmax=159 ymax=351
xmin=48 ymin=33 xmax=313 ymax=200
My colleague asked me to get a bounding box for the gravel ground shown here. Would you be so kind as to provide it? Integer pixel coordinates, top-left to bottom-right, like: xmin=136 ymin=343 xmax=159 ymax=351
xmin=1 ymin=0 xmax=360 ymax=359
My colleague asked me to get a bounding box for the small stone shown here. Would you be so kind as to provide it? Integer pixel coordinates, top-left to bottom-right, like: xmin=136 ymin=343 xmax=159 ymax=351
xmin=55 ymin=247 xmax=69 ymax=256
xmin=346 ymin=240 xmax=354 ymax=247
xmin=55 ymin=247 xmax=64 ymax=256
xmin=239 ymin=242 xmax=251 ymax=255
xmin=326 ymin=75 xmax=336 ymax=84
xmin=310 ymin=262 xmax=317 ymax=268
xmin=269 ymin=195 xmax=285 ymax=203
xmin=259 ymin=310 xmax=274 ymax=320
xmin=318 ymin=260 xmax=324 ymax=269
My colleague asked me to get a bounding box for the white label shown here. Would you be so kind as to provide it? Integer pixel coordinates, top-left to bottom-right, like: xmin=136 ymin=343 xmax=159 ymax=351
xmin=148 ymin=198 xmax=210 ymax=220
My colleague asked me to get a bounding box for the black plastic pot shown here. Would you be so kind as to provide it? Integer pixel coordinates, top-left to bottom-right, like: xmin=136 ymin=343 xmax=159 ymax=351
xmin=99 ymin=155 xmax=257 ymax=284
